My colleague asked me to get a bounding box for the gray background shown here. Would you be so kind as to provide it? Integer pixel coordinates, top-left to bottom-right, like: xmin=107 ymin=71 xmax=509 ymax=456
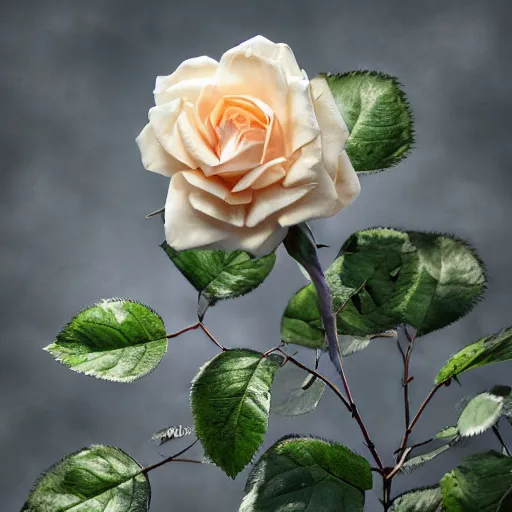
xmin=1 ymin=0 xmax=511 ymax=510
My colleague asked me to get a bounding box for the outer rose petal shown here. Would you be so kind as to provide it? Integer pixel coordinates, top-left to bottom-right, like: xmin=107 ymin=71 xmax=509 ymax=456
xmin=165 ymin=173 xmax=288 ymax=256
xmin=334 ymin=150 xmax=361 ymax=206
xmin=226 ymin=35 xmax=303 ymax=79
xmin=149 ymin=99 xmax=197 ymax=169
xmin=154 ymin=56 xmax=218 ymax=105
xmin=277 ymin=139 xmax=359 ymax=227
xmin=136 ymin=123 xmax=188 ymax=176
xmin=287 ymin=74 xmax=321 ymax=155
xmin=310 ymin=75 xmax=350 ymax=179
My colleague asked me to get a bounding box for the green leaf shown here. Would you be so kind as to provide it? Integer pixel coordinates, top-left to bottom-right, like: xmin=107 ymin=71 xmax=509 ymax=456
xmin=441 ymin=451 xmax=512 ymax=511
xmin=389 ymin=486 xmax=443 ymax=512
xmin=161 ymin=242 xmax=276 ymax=307
xmin=190 ymin=349 xmax=281 ymax=478
xmin=457 ymin=392 xmax=504 ymax=437
xmin=401 ymin=440 xmax=458 ymax=473
xmin=270 ymin=363 xmax=325 ymax=416
xmin=321 ymin=71 xmax=414 ymax=173
xmin=21 ymin=445 xmax=149 ymax=512
xmin=403 ymin=232 xmax=486 ymax=336
xmin=44 ymin=299 xmax=167 ymax=383
xmin=281 ymin=228 xmax=485 ymax=347
xmin=436 ymin=327 xmax=512 ymax=384
xmin=240 ymin=435 xmax=371 ymax=512
xmin=435 ymin=426 xmax=458 ymax=439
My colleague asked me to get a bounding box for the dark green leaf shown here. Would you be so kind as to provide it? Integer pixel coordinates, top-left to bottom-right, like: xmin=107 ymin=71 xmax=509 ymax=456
xmin=321 ymin=71 xmax=414 ymax=173
xmin=389 ymin=486 xmax=443 ymax=512
xmin=403 ymin=232 xmax=486 ymax=336
xmin=21 ymin=445 xmax=149 ymax=512
xmin=441 ymin=451 xmax=512 ymax=511
xmin=240 ymin=435 xmax=371 ymax=512
xmin=457 ymin=392 xmax=504 ymax=437
xmin=161 ymin=242 xmax=276 ymax=307
xmin=190 ymin=350 xmax=281 ymax=478
xmin=270 ymin=363 xmax=325 ymax=416
xmin=281 ymin=229 xmax=486 ymax=347
xmin=436 ymin=327 xmax=512 ymax=384
xmin=45 ymin=299 xmax=167 ymax=382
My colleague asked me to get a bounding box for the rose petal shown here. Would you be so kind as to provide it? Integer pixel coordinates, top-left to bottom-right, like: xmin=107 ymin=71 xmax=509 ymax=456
xmin=189 ymin=190 xmax=246 ymax=227
xmin=154 ymin=56 xmax=218 ymax=105
xmin=135 ymin=123 xmax=189 ymax=176
xmin=246 ymin=184 xmax=314 ymax=228
xmin=282 ymin=136 xmax=323 ymax=187
xmin=149 ymin=99 xmax=197 ymax=169
xmin=277 ymin=149 xmax=359 ymax=227
xmin=226 ymin=36 xmax=303 ymax=79
xmin=310 ymin=76 xmax=350 ymax=179
xmin=287 ymin=75 xmax=320 ymax=155
xmin=165 ymin=174 xmax=232 ymax=250
xmin=198 ymin=50 xmax=288 ymax=131
xmin=181 ymin=169 xmax=253 ymax=205
xmin=251 ymin=165 xmax=286 ymax=190
xmin=177 ymin=105 xmax=219 ymax=167
xmin=155 ymin=78 xmax=213 ymax=106
xmin=335 ymin=150 xmax=361 ymax=206
xmin=231 ymin=157 xmax=287 ymax=192
xmin=164 ymin=173 xmax=287 ymax=256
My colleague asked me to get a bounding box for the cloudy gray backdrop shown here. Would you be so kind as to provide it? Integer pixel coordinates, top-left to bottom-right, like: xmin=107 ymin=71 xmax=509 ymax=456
xmin=1 ymin=0 xmax=511 ymax=510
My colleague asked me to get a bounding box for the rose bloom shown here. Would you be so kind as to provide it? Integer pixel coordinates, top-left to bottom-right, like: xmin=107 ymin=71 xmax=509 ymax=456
xmin=137 ymin=36 xmax=360 ymax=256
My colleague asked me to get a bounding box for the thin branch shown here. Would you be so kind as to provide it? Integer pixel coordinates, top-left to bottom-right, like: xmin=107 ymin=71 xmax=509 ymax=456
xmin=198 ymin=322 xmax=226 ymax=351
xmin=141 ymin=439 xmax=199 ymax=475
xmin=394 ymin=437 xmax=433 ymax=455
xmin=386 ymin=447 xmax=412 ymax=481
xmin=277 ymin=348 xmax=351 ymax=411
xmin=166 ymin=323 xmax=200 ymax=339
xmin=396 ymin=383 xmax=444 ymax=457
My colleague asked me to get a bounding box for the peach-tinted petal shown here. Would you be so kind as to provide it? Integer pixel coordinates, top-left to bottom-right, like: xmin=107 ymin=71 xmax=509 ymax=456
xmin=261 ymin=113 xmax=286 ymax=163
xmin=246 ymin=184 xmax=314 ymax=228
xmin=282 ymin=136 xmax=323 ymax=187
xmin=177 ymin=106 xmax=219 ymax=167
xmin=208 ymin=140 xmax=264 ymax=176
xmin=310 ymin=75 xmax=350 ymax=179
xmin=231 ymin=157 xmax=286 ymax=192
xmin=154 ymin=56 xmax=218 ymax=105
xmin=135 ymin=123 xmax=189 ymax=176
xmin=164 ymin=173 xmax=287 ymax=256
xmin=189 ymin=190 xmax=246 ymax=227
xmin=205 ymin=49 xmax=289 ymax=130
xmin=287 ymin=75 xmax=320 ymax=155
xmin=226 ymin=36 xmax=303 ymax=79
xmin=334 ymin=150 xmax=361 ymax=206
xmin=251 ymin=164 xmax=286 ymax=189
xmin=148 ymin=99 xmax=197 ymax=169
xmin=181 ymin=170 xmax=253 ymax=205
xmin=155 ymin=78 xmax=213 ymax=106
xmin=164 ymin=174 xmax=232 ymax=250
xmin=277 ymin=153 xmax=358 ymax=227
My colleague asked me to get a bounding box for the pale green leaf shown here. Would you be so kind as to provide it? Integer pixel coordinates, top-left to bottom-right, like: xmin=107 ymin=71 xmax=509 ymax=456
xmin=240 ymin=436 xmax=372 ymax=512
xmin=190 ymin=349 xmax=281 ymax=478
xmin=161 ymin=242 xmax=276 ymax=306
xmin=435 ymin=426 xmax=458 ymax=439
xmin=270 ymin=363 xmax=325 ymax=416
xmin=436 ymin=327 xmax=512 ymax=384
xmin=441 ymin=451 xmax=512 ymax=511
xmin=401 ymin=441 xmax=458 ymax=473
xmin=21 ymin=445 xmax=149 ymax=512
xmin=457 ymin=392 xmax=504 ymax=437
xmin=389 ymin=486 xmax=443 ymax=512
xmin=322 ymin=71 xmax=414 ymax=173
xmin=44 ymin=299 xmax=167 ymax=382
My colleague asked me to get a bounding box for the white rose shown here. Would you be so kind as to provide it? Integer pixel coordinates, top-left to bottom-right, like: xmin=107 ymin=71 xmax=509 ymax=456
xmin=137 ymin=36 xmax=360 ymax=256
